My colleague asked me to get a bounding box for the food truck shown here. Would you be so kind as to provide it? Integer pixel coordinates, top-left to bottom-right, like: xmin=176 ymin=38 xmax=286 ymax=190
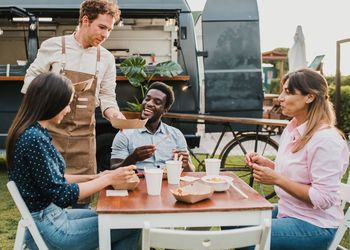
xmin=0 ymin=0 xmax=263 ymax=171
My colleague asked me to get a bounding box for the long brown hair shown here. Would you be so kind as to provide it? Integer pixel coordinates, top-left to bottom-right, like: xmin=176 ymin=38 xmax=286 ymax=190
xmin=281 ymin=68 xmax=343 ymax=153
xmin=6 ymin=72 xmax=74 ymax=169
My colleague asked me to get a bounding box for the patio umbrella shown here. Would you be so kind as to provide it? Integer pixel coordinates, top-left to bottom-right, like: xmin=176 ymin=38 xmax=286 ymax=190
xmin=288 ymin=25 xmax=307 ymax=71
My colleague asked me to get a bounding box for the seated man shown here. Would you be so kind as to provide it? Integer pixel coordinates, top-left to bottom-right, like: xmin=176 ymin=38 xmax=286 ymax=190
xmin=111 ymin=81 xmax=195 ymax=172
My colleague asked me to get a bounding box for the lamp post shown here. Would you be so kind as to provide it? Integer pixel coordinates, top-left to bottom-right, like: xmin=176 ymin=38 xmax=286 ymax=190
xmin=335 ymin=38 xmax=350 ymax=127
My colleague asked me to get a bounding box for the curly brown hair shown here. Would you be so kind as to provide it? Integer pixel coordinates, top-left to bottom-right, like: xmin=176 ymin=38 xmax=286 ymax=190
xmin=79 ymin=0 xmax=121 ymax=25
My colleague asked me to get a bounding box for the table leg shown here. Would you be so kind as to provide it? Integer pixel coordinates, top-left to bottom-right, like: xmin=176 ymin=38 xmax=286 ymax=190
xmin=261 ymin=210 xmax=272 ymax=250
xmin=99 ymin=215 xmax=111 ymax=250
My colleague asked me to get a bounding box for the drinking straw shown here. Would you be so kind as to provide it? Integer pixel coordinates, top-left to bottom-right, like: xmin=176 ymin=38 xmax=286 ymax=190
xmin=154 ymin=133 xmax=172 ymax=147
xmin=229 ymin=182 xmax=248 ymax=199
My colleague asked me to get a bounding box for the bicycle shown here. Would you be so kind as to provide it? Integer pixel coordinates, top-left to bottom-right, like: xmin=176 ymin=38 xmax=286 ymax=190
xmin=165 ymin=112 xmax=288 ymax=200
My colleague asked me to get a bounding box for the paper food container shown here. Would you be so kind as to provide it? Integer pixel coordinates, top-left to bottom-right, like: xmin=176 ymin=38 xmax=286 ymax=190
xmin=112 ymin=175 xmax=140 ymax=191
xmin=170 ymin=182 xmax=214 ymax=204
xmin=110 ymin=117 xmax=148 ymax=129
xmin=73 ymin=78 xmax=94 ymax=92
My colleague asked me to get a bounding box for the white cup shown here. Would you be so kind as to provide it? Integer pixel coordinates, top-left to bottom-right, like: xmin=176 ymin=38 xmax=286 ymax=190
xmin=166 ymin=160 xmax=182 ymax=185
xmin=205 ymin=158 xmax=221 ymax=175
xmin=144 ymin=168 xmax=163 ymax=195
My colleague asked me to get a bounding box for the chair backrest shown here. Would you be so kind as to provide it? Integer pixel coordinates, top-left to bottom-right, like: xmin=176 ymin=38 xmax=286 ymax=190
xmin=7 ymin=181 xmax=48 ymax=250
xmin=341 ymin=178 xmax=350 ymax=209
xmin=142 ymin=219 xmax=271 ymax=250
xmin=328 ymin=183 xmax=350 ymax=250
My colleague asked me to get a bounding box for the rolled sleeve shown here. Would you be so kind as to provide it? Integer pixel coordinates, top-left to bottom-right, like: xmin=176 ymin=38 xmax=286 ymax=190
xmin=307 ymin=136 xmax=348 ymax=210
xmin=111 ymin=131 xmax=130 ymax=159
xmin=174 ymin=129 xmax=188 ymax=151
xmin=22 ymin=38 xmax=61 ymax=93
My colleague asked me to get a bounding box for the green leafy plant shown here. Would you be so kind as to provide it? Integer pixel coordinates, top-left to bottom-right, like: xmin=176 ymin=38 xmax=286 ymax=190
xmin=329 ymin=85 xmax=350 ymax=136
xmin=119 ymin=55 xmax=183 ymax=111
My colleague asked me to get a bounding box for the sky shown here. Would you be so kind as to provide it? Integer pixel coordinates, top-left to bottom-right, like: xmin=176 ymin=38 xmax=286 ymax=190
xmin=186 ymin=0 xmax=350 ymax=76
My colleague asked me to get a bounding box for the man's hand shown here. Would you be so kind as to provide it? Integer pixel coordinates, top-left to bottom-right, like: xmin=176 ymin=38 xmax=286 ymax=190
xmin=131 ymin=145 xmax=156 ymax=162
xmin=172 ymin=149 xmax=189 ymax=168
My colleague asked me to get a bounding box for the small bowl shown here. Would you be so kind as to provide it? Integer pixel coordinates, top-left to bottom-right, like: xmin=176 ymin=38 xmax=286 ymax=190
xmin=201 ymin=175 xmax=233 ymax=192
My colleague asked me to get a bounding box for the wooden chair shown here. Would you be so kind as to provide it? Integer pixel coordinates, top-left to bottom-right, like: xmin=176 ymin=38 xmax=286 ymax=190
xmin=7 ymin=181 xmax=48 ymax=250
xmin=142 ymin=219 xmax=271 ymax=250
xmin=328 ymin=182 xmax=350 ymax=250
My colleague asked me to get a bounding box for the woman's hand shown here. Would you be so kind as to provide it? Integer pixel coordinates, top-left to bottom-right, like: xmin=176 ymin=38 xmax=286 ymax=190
xmin=245 ymin=152 xmax=275 ymax=169
xmin=252 ymin=164 xmax=279 ymax=185
xmin=107 ymin=165 xmax=137 ymax=186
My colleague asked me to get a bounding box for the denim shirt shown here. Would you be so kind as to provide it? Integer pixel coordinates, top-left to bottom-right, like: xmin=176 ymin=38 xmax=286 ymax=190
xmin=8 ymin=123 xmax=79 ymax=212
xmin=111 ymin=121 xmax=188 ymax=170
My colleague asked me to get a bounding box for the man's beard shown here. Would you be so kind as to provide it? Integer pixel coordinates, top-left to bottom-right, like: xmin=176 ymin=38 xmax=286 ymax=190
xmin=145 ymin=113 xmax=162 ymax=125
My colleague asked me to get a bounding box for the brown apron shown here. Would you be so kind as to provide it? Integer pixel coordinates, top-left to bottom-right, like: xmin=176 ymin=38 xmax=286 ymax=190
xmin=48 ymin=36 xmax=100 ymax=204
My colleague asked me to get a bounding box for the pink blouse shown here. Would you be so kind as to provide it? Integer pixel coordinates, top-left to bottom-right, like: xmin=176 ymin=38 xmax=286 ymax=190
xmin=274 ymin=118 xmax=349 ymax=228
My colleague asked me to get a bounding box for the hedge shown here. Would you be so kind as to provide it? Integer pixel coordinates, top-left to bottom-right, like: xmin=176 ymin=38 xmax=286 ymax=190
xmin=329 ymin=85 xmax=350 ymax=135
xmin=326 ymin=75 xmax=350 ymax=86
xmin=267 ymin=79 xmax=350 ymax=135
xmin=268 ymin=75 xmax=350 ymax=94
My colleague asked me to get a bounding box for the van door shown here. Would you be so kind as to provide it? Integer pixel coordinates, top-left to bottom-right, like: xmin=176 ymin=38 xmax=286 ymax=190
xmin=201 ymin=0 xmax=263 ymax=131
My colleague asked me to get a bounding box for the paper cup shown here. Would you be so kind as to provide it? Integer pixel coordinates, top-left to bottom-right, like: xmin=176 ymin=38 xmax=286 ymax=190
xmin=166 ymin=160 xmax=182 ymax=185
xmin=205 ymin=158 xmax=221 ymax=175
xmin=144 ymin=168 xmax=163 ymax=195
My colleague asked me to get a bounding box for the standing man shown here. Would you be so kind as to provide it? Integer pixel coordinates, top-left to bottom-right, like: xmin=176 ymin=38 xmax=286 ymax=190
xmin=111 ymin=81 xmax=195 ymax=172
xmin=22 ymin=0 xmax=124 ymax=207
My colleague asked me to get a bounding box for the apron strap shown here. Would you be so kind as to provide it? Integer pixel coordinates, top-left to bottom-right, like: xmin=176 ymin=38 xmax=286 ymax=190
xmin=61 ymin=36 xmax=66 ymax=73
xmin=61 ymin=35 xmax=100 ymax=77
xmin=95 ymin=46 xmax=101 ymax=77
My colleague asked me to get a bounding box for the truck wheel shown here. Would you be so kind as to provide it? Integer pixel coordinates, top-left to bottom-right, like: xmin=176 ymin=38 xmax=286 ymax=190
xmin=96 ymin=133 xmax=115 ymax=173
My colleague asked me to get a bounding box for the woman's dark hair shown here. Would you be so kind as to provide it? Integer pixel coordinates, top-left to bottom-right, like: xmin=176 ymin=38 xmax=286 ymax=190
xmin=6 ymin=72 xmax=74 ymax=169
xmin=147 ymin=81 xmax=175 ymax=110
xmin=281 ymin=68 xmax=343 ymax=152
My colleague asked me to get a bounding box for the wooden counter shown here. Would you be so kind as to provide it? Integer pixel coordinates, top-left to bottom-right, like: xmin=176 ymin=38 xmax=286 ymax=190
xmin=121 ymin=111 xmax=289 ymax=127
xmin=0 ymin=75 xmax=190 ymax=82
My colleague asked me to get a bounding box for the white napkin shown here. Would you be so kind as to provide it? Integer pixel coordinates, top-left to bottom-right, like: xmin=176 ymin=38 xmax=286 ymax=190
xmin=180 ymin=176 xmax=199 ymax=182
xmin=106 ymin=190 xmax=128 ymax=196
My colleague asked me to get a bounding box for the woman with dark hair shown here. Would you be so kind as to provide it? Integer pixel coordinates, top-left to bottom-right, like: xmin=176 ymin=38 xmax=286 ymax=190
xmin=6 ymin=72 xmax=140 ymax=250
xmin=245 ymin=68 xmax=349 ymax=249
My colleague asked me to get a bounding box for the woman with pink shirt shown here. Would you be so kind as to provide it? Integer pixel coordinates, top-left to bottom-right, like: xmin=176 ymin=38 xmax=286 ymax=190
xmin=245 ymin=68 xmax=349 ymax=249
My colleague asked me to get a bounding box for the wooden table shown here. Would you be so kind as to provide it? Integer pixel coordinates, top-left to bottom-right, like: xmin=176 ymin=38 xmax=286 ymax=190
xmin=97 ymin=172 xmax=273 ymax=250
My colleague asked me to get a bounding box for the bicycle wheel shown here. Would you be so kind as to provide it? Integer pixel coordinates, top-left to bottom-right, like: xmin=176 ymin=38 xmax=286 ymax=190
xmin=220 ymin=133 xmax=279 ymax=200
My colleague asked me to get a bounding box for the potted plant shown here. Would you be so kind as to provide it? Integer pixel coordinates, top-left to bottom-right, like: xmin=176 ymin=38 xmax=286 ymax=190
xmin=119 ymin=55 xmax=183 ymax=111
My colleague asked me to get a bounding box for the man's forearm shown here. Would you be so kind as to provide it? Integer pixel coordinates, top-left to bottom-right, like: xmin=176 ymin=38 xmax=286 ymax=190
xmin=110 ymin=156 xmax=137 ymax=169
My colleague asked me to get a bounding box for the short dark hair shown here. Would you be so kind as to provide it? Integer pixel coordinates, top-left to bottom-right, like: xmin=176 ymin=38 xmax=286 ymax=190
xmin=6 ymin=72 xmax=74 ymax=168
xmin=147 ymin=81 xmax=175 ymax=110
xmin=79 ymin=0 xmax=121 ymax=25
